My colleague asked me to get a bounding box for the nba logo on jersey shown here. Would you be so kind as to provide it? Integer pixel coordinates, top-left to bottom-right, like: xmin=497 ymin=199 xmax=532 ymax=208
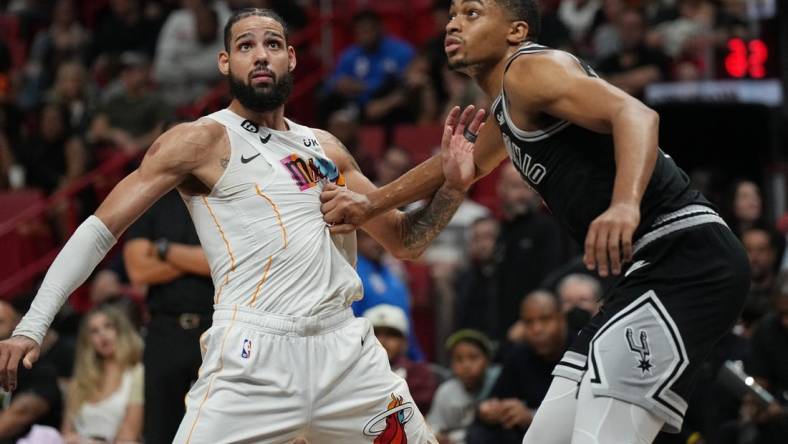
xmin=241 ymin=339 xmax=252 ymax=359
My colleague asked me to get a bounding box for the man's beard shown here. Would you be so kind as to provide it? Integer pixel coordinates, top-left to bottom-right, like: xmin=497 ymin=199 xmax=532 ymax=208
xmin=227 ymin=68 xmax=293 ymax=113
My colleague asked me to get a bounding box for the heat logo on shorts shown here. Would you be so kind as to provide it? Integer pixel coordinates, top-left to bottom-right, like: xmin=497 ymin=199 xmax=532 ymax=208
xmin=363 ymin=393 xmax=413 ymax=444
xmin=241 ymin=339 xmax=252 ymax=359
xmin=281 ymin=154 xmax=345 ymax=191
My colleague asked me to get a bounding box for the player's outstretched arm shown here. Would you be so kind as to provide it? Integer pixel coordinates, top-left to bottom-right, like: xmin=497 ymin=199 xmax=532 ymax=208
xmin=320 ymin=106 xmax=506 ymax=232
xmin=318 ymin=107 xmax=481 ymax=260
xmin=0 ymin=123 xmax=209 ymax=391
xmin=504 ymin=52 xmax=660 ymax=277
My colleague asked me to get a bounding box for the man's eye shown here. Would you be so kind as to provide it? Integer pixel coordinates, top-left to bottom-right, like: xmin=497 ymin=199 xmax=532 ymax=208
xmin=268 ymin=41 xmax=281 ymax=49
xmin=467 ymin=10 xmax=479 ymax=18
xmin=240 ymin=43 xmax=252 ymax=51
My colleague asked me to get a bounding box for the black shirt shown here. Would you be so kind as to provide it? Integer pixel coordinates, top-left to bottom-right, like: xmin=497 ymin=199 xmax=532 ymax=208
xmin=0 ymin=361 xmax=62 ymax=443
xmin=747 ymin=313 xmax=788 ymax=402
xmin=125 ymin=190 xmax=213 ymax=316
xmin=495 ymin=212 xmax=566 ymax=340
xmin=492 ymin=44 xmax=709 ymax=247
xmin=489 ymin=340 xmax=565 ymax=408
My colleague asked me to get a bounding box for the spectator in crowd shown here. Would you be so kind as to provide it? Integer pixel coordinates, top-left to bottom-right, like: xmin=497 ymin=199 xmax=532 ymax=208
xmin=597 ymin=8 xmax=671 ymax=99
xmin=61 ymin=305 xmax=143 ymax=444
xmin=364 ymin=304 xmax=438 ymax=413
xmin=88 ymin=52 xmax=168 ymax=156
xmin=440 ymin=67 xmax=485 ymax=124
xmin=13 ymin=102 xmax=86 ymax=195
xmin=494 ymin=163 xmax=566 ymax=343
xmin=467 ymin=292 xmax=569 ymax=444
xmin=325 ymin=107 xmax=376 ymax=180
xmin=428 ymin=329 xmax=501 ymax=444
xmin=556 ymin=273 xmax=601 ymax=332
xmin=558 ymin=0 xmax=602 ymax=44
xmin=364 ymin=51 xmax=441 ymax=125
xmin=0 ymin=301 xmax=62 ymax=442
xmin=90 ymin=0 xmax=161 ymax=65
xmin=723 ymin=179 xmax=765 ymax=238
xmin=153 ymin=0 xmax=232 ymax=108
xmin=47 ymin=61 xmax=97 ymax=134
xmin=740 ymin=223 xmax=784 ymax=334
xmin=737 ymin=271 xmax=788 ymax=444
xmin=375 ymin=145 xmax=412 ymax=187
xmin=21 ymin=0 xmax=90 ymax=108
xmin=123 ymin=189 xmax=213 ymax=444
xmin=589 ymin=0 xmax=626 ymax=61
xmin=447 ymin=217 xmax=500 ymax=339
xmin=351 ymin=230 xmax=424 ymax=362
xmin=322 ymin=10 xmax=414 ymax=117
xmin=556 ymin=273 xmax=601 ymax=316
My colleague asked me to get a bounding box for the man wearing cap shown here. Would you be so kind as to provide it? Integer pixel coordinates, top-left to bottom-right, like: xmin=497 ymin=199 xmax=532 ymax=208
xmin=363 ymin=304 xmax=438 ymax=413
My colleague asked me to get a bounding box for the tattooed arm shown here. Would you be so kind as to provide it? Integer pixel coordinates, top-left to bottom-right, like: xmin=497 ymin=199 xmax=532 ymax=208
xmin=316 ymin=111 xmax=478 ymax=260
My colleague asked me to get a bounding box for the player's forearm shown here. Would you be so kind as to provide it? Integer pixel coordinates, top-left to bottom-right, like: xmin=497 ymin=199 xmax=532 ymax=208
xmin=398 ymin=184 xmax=465 ymax=259
xmin=366 ymin=155 xmax=445 ymax=220
xmin=166 ymin=243 xmax=211 ymax=277
xmin=13 ymin=216 xmax=117 ymax=344
xmin=610 ymin=103 xmax=659 ymax=206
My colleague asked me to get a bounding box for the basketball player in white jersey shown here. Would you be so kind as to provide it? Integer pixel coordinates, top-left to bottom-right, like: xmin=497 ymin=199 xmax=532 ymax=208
xmin=0 ymin=8 xmax=485 ymax=443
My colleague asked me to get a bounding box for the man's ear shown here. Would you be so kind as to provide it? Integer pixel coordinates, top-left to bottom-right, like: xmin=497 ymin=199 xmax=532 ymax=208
xmin=288 ymin=45 xmax=297 ymax=72
xmin=507 ymin=21 xmax=529 ymax=45
xmin=218 ymin=51 xmax=230 ymax=76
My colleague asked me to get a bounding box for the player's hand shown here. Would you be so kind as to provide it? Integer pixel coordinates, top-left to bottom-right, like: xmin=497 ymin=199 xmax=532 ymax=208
xmin=441 ymin=105 xmax=485 ymax=193
xmin=583 ymin=202 xmax=640 ymax=277
xmin=320 ymin=183 xmax=370 ymax=234
xmin=0 ymin=335 xmax=40 ymax=391
xmin=499 ymin=399 xmax=533 ymax=429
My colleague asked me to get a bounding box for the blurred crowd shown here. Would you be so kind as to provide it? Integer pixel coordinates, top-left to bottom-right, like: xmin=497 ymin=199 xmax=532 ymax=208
xmin=0 ymin=1 xmax=785 ymax=443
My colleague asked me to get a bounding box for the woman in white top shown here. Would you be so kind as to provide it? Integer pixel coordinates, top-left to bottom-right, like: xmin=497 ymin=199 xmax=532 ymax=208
xmin=61 ymin=305 xmax=144 ymax=444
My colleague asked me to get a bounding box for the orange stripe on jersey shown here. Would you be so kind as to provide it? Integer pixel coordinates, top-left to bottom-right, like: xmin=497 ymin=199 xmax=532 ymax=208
xmin=201 ymin=197 xmax=236 ymax=303
xmin=185 ymin=305 xmax=238 ymax=444
xmin=248 ymin=255 xmax=273 ymax=306
xmin=255 ymin=184 xmax=288 ymax=249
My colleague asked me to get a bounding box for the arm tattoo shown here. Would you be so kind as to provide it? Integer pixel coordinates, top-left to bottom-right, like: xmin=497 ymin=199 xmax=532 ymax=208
xmin=401 ymin=185 xmax=465 ymax=252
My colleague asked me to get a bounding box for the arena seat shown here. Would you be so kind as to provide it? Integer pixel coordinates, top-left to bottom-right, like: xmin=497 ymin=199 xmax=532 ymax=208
xmin=393 ymin=124 xmax=443 ymax=164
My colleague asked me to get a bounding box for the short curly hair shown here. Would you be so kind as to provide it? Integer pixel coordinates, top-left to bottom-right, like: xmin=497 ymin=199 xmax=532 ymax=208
xmin=224 ymin=8 xmax=289 ymax=52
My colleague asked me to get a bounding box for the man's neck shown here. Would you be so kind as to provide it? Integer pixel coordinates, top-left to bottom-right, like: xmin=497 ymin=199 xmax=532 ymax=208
xmin=228 ymin=100 xmax=288 ymax=131
xmin=473 ymin=44 xmax=530 ymax=98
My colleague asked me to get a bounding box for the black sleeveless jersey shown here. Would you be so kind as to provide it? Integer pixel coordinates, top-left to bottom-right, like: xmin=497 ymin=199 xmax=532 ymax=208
xmin=492 ymin=43 xmax=711 ymax=246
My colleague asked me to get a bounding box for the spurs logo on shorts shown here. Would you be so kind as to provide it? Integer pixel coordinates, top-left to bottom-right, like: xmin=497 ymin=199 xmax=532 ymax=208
xmin=363 ymin=393 xmax=413 ymax=444
xmin=626 ymin=327 xmax=653 ymax=375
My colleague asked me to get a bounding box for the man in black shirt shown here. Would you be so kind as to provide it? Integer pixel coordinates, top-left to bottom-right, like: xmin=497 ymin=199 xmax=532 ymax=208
xmin=596 ymin=8 xmax=671 ymax=99
xmin=0 ymin=301 xmax=61 ymax=443
xmin=124 ymin=190 xmax=213 ymax=444
xmin=467 ymin=292 xmax=569 ymax=444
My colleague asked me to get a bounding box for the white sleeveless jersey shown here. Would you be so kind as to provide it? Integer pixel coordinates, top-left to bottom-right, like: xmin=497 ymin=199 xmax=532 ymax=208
xmin=184 ymin=109 xmax=363 ymax=316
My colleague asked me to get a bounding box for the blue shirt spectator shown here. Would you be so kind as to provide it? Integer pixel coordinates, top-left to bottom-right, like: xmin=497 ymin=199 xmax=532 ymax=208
xmin=325 ymin=10 xmax=414 ymax=106
xmin=351 ymin=232 xmax=425 ymax=362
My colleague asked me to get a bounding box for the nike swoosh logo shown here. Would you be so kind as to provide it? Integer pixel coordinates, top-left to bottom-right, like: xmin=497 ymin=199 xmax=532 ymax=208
xmin=624 ymin=260 xmax=649 ymax=277
xmin=259 ymin=133 xmax=271 ymax=144
xmin=241 ymin=153 xmax=261 ymax=164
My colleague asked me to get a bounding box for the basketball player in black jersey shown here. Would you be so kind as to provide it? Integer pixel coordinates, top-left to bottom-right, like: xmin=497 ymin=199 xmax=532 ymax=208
xmin=321 ymin=1 xmax=750 ymax=442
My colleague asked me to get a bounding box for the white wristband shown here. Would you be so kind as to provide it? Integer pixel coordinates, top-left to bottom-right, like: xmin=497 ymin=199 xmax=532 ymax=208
xmin=13 ymin=215 xmax=116 ymax=344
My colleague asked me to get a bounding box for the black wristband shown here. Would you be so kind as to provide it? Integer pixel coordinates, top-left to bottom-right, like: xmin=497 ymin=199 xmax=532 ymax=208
xmin=155 ymin=238 xmax=170 ymax=261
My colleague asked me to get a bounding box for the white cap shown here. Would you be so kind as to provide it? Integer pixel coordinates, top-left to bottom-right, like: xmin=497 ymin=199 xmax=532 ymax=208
xmin=363 ymin=304 xmax=409 ymax=336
